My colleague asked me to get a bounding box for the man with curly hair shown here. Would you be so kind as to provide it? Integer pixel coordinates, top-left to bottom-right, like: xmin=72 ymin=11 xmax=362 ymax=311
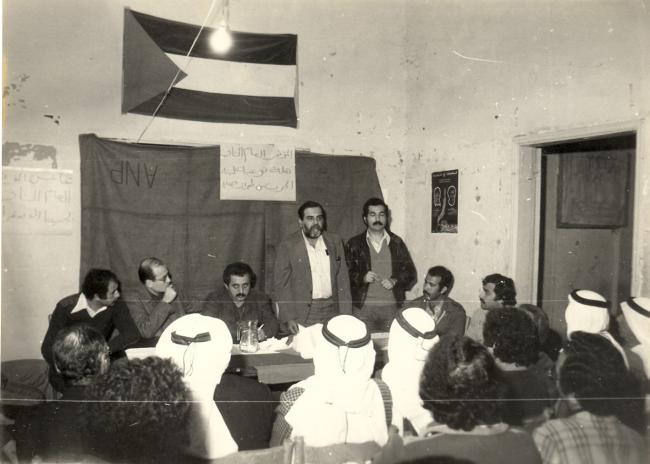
xmin=14 ymin=324 xmax=110 ymax=462
xmin=374 ymin=335 xmax=541 ymax=464
xmin=533 ymin=331 xmax=646 ymax=464
xmin=483 ymin=307 xmax=554 ymax=429
xmin=466 ymin=273 xmax=517 ymax=343
xmin=83 ymin=357 xmax=192 ymax=463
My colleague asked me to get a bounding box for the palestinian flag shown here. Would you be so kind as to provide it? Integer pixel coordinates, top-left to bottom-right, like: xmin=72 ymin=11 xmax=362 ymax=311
xmin=122 ymin=9 xmax=298 ymax=127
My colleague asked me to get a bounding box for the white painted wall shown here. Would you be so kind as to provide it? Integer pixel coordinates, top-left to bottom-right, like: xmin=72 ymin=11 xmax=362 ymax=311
xmin=402 ymin=0 xmax=650 ymax=321
xmin=3 ymin=0 xmax=650 ymax=360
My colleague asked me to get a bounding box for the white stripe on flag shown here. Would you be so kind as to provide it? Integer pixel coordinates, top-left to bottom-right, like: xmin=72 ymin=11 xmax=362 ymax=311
xmin=168 ymin=54 xmax=296 ymax=98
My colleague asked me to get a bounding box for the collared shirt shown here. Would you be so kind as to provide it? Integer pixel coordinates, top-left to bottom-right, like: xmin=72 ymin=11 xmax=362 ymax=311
xmin=533 ymin=411 xmax=646 ymax=464
xmin=366 ymin=229 xmax=391 ymax=254
xmin=70 ymin=293 xmax=107 ymax=318
xmin=303 ymin=234 xmax=332 ymax=299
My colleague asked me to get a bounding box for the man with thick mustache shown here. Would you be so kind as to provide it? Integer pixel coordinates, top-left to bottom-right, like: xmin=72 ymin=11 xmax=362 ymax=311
xmin=273 ymin=201 xmax=352 ymax=334
xmin=345 ymin=197 xmax=417 ymax=331
xmin=201 ymin=261 xmax=279 ymax=341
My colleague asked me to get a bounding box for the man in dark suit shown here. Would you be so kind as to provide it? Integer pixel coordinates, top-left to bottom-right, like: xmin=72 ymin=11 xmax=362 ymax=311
xmin=273 ymin=201 xmax=352 ymax=334
xmin=41 ymin=268 xmax=139 ymax=391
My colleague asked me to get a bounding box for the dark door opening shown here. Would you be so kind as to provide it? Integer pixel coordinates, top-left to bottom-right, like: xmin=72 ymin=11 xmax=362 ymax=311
xmin=538 ymin=134 xmax=635 ymax=337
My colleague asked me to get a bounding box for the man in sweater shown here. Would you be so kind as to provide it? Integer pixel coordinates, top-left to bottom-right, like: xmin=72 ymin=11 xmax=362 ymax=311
xmin=345 ymin=197 xmax=417 ymax=332
xmin=123 ymin=257 xmax=191 ymax=345
xmin=41 ymin=268 xmax=139 ymax=391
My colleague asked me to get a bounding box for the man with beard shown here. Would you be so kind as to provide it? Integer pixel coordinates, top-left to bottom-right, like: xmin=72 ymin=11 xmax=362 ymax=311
xmin=273 ymin=201 xmax=352 ymax=334
xmin=405 ymin=265 xmax=466 ymax=337
xmin=201 ymin=261 xmax=279 ymax=342
xmin=345 ymin=197 xmax=417 ymax=331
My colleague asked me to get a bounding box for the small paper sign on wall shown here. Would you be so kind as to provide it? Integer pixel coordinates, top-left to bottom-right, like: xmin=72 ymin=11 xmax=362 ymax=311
xmin=220 ymin=144 xmax=296 ymax=201
xmin=2 ymin=167 xmax=73 ymax=234
xmin=431 ymin=169 xmax=458 ymax=233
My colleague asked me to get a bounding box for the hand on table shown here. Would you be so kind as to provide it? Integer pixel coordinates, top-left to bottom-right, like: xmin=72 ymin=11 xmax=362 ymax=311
xmin=286 ymin=320 xmax=300 ymax=335
xmin=257 ymin=327 xmax=267 ymax=342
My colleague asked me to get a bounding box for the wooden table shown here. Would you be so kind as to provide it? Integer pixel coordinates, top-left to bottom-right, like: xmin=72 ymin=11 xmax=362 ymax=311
xmin=125 ymin=332 xmax=389 ymax=386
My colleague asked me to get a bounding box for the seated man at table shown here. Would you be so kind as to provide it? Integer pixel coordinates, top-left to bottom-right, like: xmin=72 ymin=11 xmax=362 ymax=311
xmin=123 ymin=257 xmax=191 ymax=345
xmin=201 ymin=261 xmax=279 ymax=342
xmin=41 ymin=268 xmax=139 ymax=392
xmin=156 ymin=314 xmax=275 ymax=454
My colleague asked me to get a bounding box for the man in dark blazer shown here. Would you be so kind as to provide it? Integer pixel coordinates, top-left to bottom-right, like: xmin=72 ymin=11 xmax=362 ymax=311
xmin=273 ymin=201 xmax=352 ymax=334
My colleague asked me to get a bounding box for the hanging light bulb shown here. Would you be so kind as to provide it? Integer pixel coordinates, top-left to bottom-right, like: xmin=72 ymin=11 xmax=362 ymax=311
xmin=210 ymin=20 xmax=232 ymax=54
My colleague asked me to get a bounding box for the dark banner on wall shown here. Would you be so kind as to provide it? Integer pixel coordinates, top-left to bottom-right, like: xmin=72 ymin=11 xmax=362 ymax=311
xmin=431 ymin=169 xmax=458 ymax=233
xmin=79 ymin=134 xmax=382 ymax=299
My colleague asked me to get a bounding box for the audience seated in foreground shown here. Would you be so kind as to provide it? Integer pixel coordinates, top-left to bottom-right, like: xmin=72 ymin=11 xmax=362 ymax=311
xmin=619 ymin=297 xmax=650 ymax=388
xmin=84 ymin=356 xmax=192 ymax=464
xmin=483 ymin=307 xmax=554 ymax=430
xmin=14 ymin=324 xmax=109 ymax=462
xmin=270 ymin=314 xmax=391 ymax=447
xmin=378 ymin=307 xmax=439 ymax=436
xmin=565 ymin=289 xmax=628 ymax=366
xmin=156 ymin=314 xmax=239 ymax=459
xmin=157 ymin=313 xmax=275 ymax=454
xmin=374 ymin=335 xmax=541 ymax=464
xmin=533 ymin=331 xmax=647 ymax=464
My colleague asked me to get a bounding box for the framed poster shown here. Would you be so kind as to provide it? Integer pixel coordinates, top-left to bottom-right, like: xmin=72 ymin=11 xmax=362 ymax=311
xmin=558 ymin=152 xmax=629 ymax=228
xmin=431 ymin=169 xmax=458 ymax=233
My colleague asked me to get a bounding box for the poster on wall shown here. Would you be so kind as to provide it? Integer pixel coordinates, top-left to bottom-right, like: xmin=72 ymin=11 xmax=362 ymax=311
xmin=431 ymin=169 xmax=458 ymax=233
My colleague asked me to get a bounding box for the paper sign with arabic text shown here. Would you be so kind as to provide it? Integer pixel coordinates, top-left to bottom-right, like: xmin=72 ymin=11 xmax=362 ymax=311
xmin=220 ymin=144 xmax=296 ymax=201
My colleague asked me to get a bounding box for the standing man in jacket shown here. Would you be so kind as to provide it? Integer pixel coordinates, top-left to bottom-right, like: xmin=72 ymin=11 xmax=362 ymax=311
xmin=345 ymin=198 xmax=417 ymax=332
xmin=273 ymin=201 xmax=352 ymax=334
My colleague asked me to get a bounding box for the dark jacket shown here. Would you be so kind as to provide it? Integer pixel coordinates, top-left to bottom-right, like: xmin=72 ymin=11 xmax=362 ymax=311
xmin=200 ymin=287 xmax=279 ymax=341
xmin=406 ymin=295 xmax=467 ymax=337
xmin=345 ymin=231 xmax=417 ymax=309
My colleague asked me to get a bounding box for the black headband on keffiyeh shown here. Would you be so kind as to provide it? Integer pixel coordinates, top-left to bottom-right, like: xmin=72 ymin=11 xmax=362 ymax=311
xmin=396 ymin=309 xmax=437 ymax=339
xmin=170 ymin=331 xmax=212 ymax=346
xmin=570 ymin=289 xmax=609 ymax=309
xmin=322 ymin=319 xmax=371 ymax=348
xmin=626 ymin=297 xmax=650 ymax=318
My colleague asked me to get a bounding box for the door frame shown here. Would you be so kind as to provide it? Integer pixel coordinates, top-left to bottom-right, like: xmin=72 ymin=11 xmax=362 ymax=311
xmin=512 ymin=119 xmax=647 ymax=305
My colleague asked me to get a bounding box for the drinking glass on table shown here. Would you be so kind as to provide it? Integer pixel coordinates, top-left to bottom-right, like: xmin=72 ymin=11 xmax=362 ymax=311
xmin=238 ymin=319 xmax=259 ymax=353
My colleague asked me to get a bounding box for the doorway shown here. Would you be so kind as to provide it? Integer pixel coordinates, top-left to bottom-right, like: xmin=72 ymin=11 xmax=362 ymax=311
xmin=537 ymin=135 xmax=635 ymax=336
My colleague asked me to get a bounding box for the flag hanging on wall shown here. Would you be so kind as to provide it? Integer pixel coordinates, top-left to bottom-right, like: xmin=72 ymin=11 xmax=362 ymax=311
xmin=122 ymin=9 xmax=298 ymax=127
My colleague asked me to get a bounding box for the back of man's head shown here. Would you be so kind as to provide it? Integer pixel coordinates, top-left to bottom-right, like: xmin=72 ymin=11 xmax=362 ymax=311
xmin=52 ymin=324 xmax=109 ymax=386
xmin=427 ymin=266 xmax=454 ymax=295
xmin=559 ymin=331 xmax=634 ymax=418
xmin=85 ymin=357 xmax=191 ymax=463
xmin=138 ymin=257 xmax=164 ymax=284
xmin=81 ymin=269 xmax=119 ymax=300
xmin=483 ymin=307 xmax=539 ymax=367
xmin=482 ymin=274 xmax=517 ymax=307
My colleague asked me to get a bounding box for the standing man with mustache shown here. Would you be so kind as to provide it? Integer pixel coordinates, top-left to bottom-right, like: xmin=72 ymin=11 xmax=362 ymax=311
xmin=345 ymin=198 xmax=417 ymax=332
xmin=201 ymin=261 xmax=279 ymax=342
xmin=273 ymin=201 xmax=352 ymax=334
